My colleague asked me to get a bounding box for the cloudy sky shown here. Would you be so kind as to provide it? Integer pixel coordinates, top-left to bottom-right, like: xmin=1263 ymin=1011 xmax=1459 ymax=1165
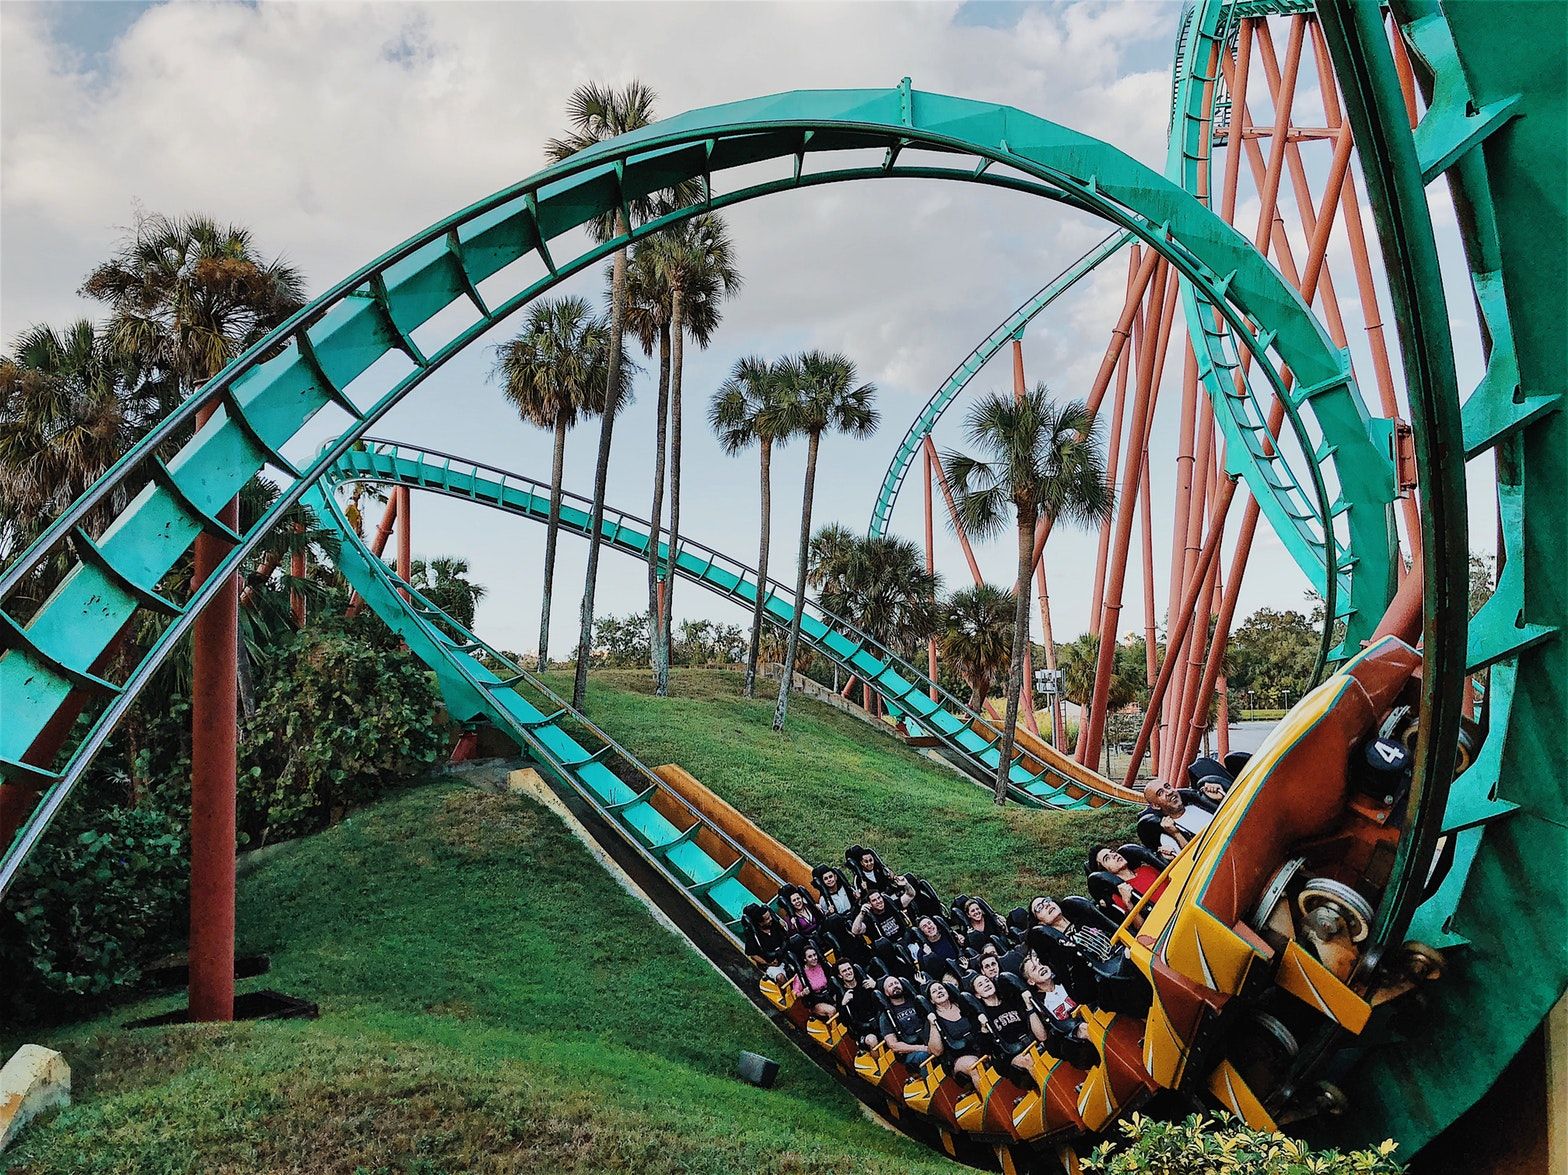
xmin=1 ymin=1 xmax=1487 ymax=660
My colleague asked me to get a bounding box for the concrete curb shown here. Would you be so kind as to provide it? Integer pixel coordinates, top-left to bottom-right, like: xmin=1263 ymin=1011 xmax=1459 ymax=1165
xmin=0 ymin=1044 xmax=70 ymax=1153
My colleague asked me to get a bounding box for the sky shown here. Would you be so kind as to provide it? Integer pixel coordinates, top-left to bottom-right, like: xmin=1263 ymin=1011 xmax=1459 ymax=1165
xmin=0 ymin=1 xmax=1490 ymax=661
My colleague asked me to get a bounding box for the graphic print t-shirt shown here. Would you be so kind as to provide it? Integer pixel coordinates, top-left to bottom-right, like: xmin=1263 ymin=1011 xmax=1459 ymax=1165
xmin=883 ymin=999 xmax=927 ymax=1045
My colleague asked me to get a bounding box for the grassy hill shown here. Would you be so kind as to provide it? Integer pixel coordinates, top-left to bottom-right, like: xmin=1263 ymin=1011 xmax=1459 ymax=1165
xmin=3 ymin=670 xmax=1135 ymax=1174
xmin=2 ymin=783 xmax=954 ymax=1175
xmin=559 ymin=668 xmax=1136 ymax=909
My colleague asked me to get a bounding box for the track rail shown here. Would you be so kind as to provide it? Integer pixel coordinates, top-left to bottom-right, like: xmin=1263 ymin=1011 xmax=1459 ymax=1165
xmin=866 ymin=229 xmax=1132 ymax=539
xmin=0 ymin=82 xmax=1376 ymax=897
xmin=1314 ymin=0 xmax=1565 ymax=1151
xmin=322 ymin=439 xmax=1137 ymax=808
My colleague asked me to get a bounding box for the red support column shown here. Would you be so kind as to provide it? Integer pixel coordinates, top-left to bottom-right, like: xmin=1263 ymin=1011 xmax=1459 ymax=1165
xmin=1139 ymin=449 xmax=1160 ymax=775
xmin=926 ymin=435 xmax=984 ymax=585
xmin=395 ymin=485 xmax=411 ymax=600
xmin=1080 ymin=263 xmax=1176 ymax=766
xmin=189 ymin=403 xmax=238 ymax=1023
xmin=1089 ymin=248 xmax=1143 ymax=637
xmin=346 ymin=493 xmax=397 ymax=620
xmin=289 ymin=522 xmax=306 ymax=628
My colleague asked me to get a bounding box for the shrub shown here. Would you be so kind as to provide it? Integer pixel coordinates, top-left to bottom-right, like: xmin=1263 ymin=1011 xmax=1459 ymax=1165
xmin=0 ymin=801 xmax=187 ymax=1010
xmin=240 ymin=624 xmax=448 ymax=844
xmin=1084 ymin=1113 xmax=1404 ymax=1175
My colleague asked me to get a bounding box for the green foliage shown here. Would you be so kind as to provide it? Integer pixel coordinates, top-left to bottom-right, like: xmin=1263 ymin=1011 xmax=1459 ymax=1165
xmin=0 ymin=802 xmax=187 ymax=1007
xmin=1467 ymin=554 xmax=1495 ymax=619
xmin=1227 ymin=607 xmax=1319 ymax=710
xmin=405 ymin=555 xmax=486 ymax=633
xmin=673 ymin=618 xmax=745 ymax=666
xmin=593 ymin=611 xmax=651 ymax=666
xmin=1085 ymin=1113 xmax=1404 ymax=1174
xmin=5 ymin=784 xmax=951 ymax=1175
xmin=238 ymin=623 xmax=447 ymax=844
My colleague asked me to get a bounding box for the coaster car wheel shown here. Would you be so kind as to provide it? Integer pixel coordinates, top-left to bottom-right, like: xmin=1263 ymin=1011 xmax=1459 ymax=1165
xmin=1250 ymin=856 xmax=1308 ymax=934
xmin=1297 ymin=878 xmax=1375 ymax=944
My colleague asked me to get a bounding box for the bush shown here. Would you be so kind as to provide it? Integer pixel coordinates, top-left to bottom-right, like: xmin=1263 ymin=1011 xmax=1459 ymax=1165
xmin=1084 ymin=1113 xmax=1404 ymax=1175
xmin=0 ymin=801 xmax=187 ymax=1011
xmin=239 ymin=624 xmax=448 ymax=844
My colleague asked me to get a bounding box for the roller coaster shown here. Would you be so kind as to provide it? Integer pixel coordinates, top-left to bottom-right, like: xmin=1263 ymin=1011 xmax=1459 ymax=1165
xmin=0 ymin=0 xmax=1561 ymax=1169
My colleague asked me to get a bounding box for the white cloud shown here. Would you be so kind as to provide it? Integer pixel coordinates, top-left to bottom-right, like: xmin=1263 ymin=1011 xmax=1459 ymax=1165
xmin=4 ymin=0 xmax=1373 ymax=659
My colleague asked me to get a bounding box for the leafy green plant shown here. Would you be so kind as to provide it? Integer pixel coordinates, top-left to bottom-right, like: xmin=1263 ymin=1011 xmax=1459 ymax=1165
xmin=1084 ymin=1113 xmax=1404 ymax=1175
xmin=0 ymin=802 xmax=187 ymax=1007
xmin=240 ymin=623 xmax=448 ymax=844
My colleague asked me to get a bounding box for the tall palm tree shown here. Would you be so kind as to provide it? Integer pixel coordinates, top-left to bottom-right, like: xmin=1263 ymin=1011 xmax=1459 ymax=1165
xmin=0 ymin=320 xmax=145 ymax=560
xmin=494 ymin=296 xmax=625 ymax=669
xmin=644 ymin=214 xmax=741 ymax=695
xmin=772 ymin=352 xmax=879 ymax=732
xmin=622 ymin=244 xmax=674 ymax=667
xmin=710 ymin=356 xmax=796 ymax=697
xmin=806 ymin=522 xmax=860 ymax=602
xmin=940 ymin=584 xmax=1017 ymax=709
xmin=942 ymin=387 xmax=1112 ymax=802
xmin=81 ymin=212 xmax=305 ymax=403
xmin=806 ymin=520 xmax=861 ymax=694
xmin=408 ymin=555 xmax=488 ymax=633
xmin=814 ymin=531 xmax=939 ymax=715
xmin=820 ymin=535 xmax=940 ymax=661
xmin=545 ymin=81 xmax=680 ymax=710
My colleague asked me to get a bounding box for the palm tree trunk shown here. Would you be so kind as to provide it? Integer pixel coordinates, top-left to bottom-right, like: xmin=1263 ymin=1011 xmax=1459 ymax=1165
xmin=994 ymin=511 xmax=1035 ymax=804
xmin=657 ymin=290 xmax=685 ymax=697
xmin=773 ymin=430 xmax=821 ymax=731
xmin=744 ymin=437 xmax=773 ymax=697
xmin=648 ymin=322 xmax=672 ymax=678
xmin=539 ymin=409 xmax=568 ymax=670
xmin=573 ymin=220 xmax=629 ymax=710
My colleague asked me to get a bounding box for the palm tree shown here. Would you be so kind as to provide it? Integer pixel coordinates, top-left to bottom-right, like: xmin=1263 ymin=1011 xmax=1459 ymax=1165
xmin=710 ymin=356 xmax=796 ymax=697
xmin=942 ymin=387 xmax=1112 ymax=802
xmin=408 ymin=555 xmax=487 ymax=633
xmin=807 ymin=522 xmax=859 ymax=602
xmin=494 ymin=296 xmax=625 ymax=669
xmin=822 ymin=535 xmax=940 ymax=660
xmin=0 ymin=320 xmax=146 ymax=560
xmin=545 ymin=81 xmax=681 ymax=710
xmin=772 ymin=352 xmax=879 ymax=732
xmin=644 ymin=214 xmax=741 ymax=695
xmin=81 ymin=212 xmax=305 ymax=402
xmin=940 ymin=583 xmax=1016 ymax=709
xmin=622 ymin=244 xmax=674 ymax=669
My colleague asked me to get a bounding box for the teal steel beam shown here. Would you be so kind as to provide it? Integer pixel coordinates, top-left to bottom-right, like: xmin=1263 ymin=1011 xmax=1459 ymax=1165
xmin=0 ymin=84 xmax=1374 ymax=899
xmin=866 ymin=230 xmax=1132 ymax=538
xmin=320 ymin=439 xmax=1133 ymax=808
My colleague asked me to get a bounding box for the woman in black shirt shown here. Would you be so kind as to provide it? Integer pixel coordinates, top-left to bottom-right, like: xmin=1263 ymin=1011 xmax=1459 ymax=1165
xmin=925 ymin=980 xmax=988 ymax=1087
xmin=971 ymin=973 xmax=1047 ymax=1084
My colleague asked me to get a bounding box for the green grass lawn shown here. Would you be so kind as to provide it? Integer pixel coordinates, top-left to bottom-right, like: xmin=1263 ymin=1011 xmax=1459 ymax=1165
xmin=554 ymin=668 xmax=1137 ymax=910
xmin=2 ymin=783 xmax=954 ymax=1175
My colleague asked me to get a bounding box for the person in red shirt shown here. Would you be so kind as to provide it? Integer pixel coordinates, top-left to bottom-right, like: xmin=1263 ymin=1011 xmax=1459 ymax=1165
xmin=1088 ymin=845 xmax=1168 ymax=929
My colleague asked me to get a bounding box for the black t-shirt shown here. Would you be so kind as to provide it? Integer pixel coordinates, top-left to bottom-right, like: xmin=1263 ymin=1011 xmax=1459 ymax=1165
xmin=842 ymin=986 xmax=884 ymax=1033
xmin=920 ymin=934 xmax=959 ymax=969
xmin=933 ymin=996 xmax=983 ymax=1054
xmin=983 ymin=987 xmax=1035 ymax=1055
xmin=868 ymin=908 xmax=906 ymax=940
xmin=881 ymin=998 xmax=927 ymax=1045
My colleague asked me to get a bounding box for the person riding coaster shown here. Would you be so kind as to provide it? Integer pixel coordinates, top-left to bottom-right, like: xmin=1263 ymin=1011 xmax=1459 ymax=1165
xmin=952 ymin=894 xmax=1012 ymax=951
xmin=1085 ymin=843 xmax=1169 ymax=928
xmin=1085 ymin=636 xmax=1448 ymax=1132
xmin=844 ymin=844 xmax=896 ymax=899
xmin=751 ymin=643 xmax=1447 ymax=1151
